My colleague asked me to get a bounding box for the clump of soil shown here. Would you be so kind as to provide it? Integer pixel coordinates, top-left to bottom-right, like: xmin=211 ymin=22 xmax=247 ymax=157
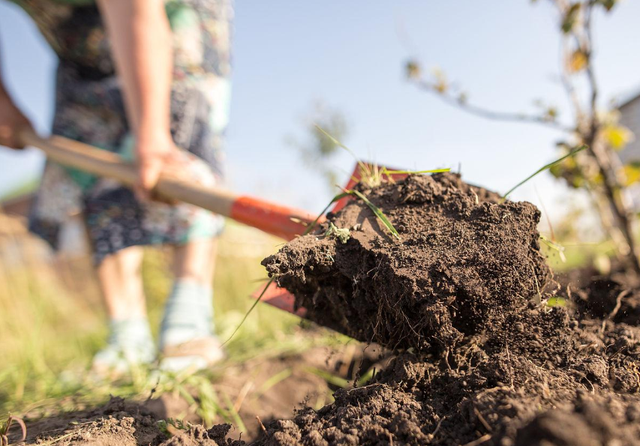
xmin=257 ymin=173 xmax=640 ymax=445
xmin=263 ymin=173 xmax=550 ymax=352
xmin=12 ymin=397 xmax=243 ymax=446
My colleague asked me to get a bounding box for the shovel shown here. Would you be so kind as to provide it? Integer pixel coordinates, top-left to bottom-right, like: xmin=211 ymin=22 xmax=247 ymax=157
xmin=19 ymin=128 xmax=322 ymax=241
xmin=19 ymin=129 xmax=404 ymax=317
xmin=251 ymin=163 xmax=409 ymax=317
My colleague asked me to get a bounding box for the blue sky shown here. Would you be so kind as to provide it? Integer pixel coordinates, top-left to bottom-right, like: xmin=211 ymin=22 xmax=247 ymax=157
xmin=1 ymin=1 xmax=640 ymax=217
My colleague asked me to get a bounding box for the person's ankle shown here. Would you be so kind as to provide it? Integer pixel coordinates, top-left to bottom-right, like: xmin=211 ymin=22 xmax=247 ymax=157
xmin=160 ymin=279 xmax=214 ymax=349
xmin=107 ymin=317 xmax=153 ymax=346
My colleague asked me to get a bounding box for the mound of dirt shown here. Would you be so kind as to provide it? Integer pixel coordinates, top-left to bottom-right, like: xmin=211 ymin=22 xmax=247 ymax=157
xmin=15 ymin=174 xmax=640 ymax=445
xmin=253 ymin=303 xmax=640 ymax=445
xmin=257 ymin=174 xmax=640 ymax=445
xmin=263 ymin=173 xmax=550 ymax=352
xmin=12 ymin=344 xmax=387 ymax=446
xmin=515 ymin=393 xmax=640 ymax=446
xmin=11 ymin=397 xmax=243 ymax=446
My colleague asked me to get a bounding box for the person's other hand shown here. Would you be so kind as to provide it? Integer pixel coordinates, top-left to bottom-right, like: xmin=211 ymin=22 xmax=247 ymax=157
xmin=135 ymin=130 xmax=186 ymax=201
xmin=0 ymin=98 xmax=32 ymax=149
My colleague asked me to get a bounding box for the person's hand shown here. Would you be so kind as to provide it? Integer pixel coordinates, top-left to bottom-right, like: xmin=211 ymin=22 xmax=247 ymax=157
xmin=135 ymin=130 xmax=186 ymax=201
xmin=0 ymin=98 xmax=32 ymax=150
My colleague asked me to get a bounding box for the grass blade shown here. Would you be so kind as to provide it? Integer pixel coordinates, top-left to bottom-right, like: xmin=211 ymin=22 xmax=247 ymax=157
xmin=314 ymin=125 xmax=371 ymax=176
xmin=315 ymin=126 xmax=387 ymax=186
xmin=540 ymin=234 xmax=567 ymax=263
xmin=351 ymin=189 xmax=401 ymax=240
xmin=221 ymin=391 xmax=247 ymax=433
xmin=304 ymin=192 xmax=350 ymax=235
xmin=502 ymin=145 xmax=586 ymax=200
xmin=222 ymin=276 xmax=276 ymax=346
xmin=256 ymin=368 xmax=293 ymax=397
xmin=305 ymin=367 xmax=350 ymax=388
xmin=356 ymin=367 xmax=376 ymax=386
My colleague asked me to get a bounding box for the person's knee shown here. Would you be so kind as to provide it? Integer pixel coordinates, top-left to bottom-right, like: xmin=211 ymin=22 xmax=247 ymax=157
xmin=98 ymin=246 xmax=144 ymax=281
xmin=173 ymin=239 xmax=217 ymax=284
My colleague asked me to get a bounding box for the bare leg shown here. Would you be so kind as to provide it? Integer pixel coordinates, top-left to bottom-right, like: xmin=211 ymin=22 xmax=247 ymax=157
xmin=160 ymin=237 xmax=223 ymax=369
xmin=97 ymin=246 xmax=147 ymax=320
xmin=172 ymin=238 xmax=217 ymax=285
xmin=92 ymin=246 xmax=155 ymax=371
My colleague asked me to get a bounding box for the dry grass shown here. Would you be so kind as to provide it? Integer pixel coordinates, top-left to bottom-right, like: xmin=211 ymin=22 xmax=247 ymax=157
xmin=0 ymin=211 xmax=326 ymax=420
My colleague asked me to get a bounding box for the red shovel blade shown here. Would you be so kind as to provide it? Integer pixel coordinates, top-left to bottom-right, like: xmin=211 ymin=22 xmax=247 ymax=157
xmin=253 ymin=162 xmax=407 ymax=317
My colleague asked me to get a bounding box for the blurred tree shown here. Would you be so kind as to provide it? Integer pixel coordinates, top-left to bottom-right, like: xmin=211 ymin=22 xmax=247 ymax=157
xmin=287 ymin=102 xmax=349 ymax=193
xmin=406 ymin=0 xmax=640 ymax=275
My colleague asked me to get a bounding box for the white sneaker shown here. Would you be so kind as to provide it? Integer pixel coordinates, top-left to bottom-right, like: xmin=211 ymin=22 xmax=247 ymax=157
xmin=159 ymin=337 xmax=226 ymax=373
xmin=91 ymin=319 xmax=156 ymax=377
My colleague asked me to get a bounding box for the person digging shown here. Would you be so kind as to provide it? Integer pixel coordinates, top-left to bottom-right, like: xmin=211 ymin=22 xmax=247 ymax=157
xmin=0 ymin=0 xmax=233 ymax=374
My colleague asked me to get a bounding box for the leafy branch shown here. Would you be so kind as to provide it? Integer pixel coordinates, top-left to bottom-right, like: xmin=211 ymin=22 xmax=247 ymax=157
xmin=406 ymin=64 xmax=574 ymax=133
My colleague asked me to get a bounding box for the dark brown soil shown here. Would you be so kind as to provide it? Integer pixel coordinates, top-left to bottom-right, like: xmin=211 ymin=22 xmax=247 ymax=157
xmin=256 ymin=174 xmax=640 ymax=445
xmin=560 ymin=266 xmax=640 ymax=326
xmin=13 ymin=174 xmax=640 ymax=445
xmin=263 ymin=173 xmax=550 ymax=352
xmin=254 ymin=308 xmax=640 ymax=445
xmin=10 ymin=397 xmax=242 ymax=446
xmin=11 ymin=345 xmax=385 ymax=446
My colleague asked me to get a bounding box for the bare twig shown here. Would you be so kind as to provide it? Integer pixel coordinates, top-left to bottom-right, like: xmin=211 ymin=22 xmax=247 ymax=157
xmin=413 ymin=79 xmax=574 ymax=132
xmin=409 ymin=0 xmax=640 ymax=274
xmin=462 ymin=433 xmax=492 ymax=446
xmin=256 ymin=416 xmax=268 ymax=435
xmin=608 ymin=290 xmax=630 ymax=322
xmin=473 ymin=407 xmax=493 ymax=433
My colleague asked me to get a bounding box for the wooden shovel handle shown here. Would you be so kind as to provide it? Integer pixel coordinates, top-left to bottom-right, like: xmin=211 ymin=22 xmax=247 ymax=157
xmin=19 ymin=128 xmax=321 ymax=239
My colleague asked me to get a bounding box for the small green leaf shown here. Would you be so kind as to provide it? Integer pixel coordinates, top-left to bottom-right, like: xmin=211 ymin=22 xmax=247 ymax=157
xmin=405 ymin=60 xmax=421 ymax=79
xmin=623 ymin=162 xmax=640 ymax=186
xmin=596 ymin=0 xmax=616 ymax=11
xmin=567 ymin=49 xmax=588 ymax=73
xmin=540 ymin=234 xmax=567 ymax=263
xmin=602 ymin=124 xmax=634 ymax=150
xmin=547 ymin=297 xmax=567 ymax=307
xmin=562 ymin=3 xmax=581 ymax=34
